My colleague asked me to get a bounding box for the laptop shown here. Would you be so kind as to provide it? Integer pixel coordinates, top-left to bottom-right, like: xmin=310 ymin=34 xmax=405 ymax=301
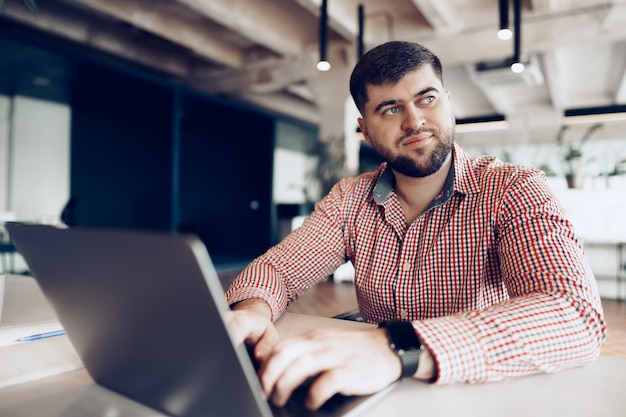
xmin=6 ymin=223 xmax=392 ymax=417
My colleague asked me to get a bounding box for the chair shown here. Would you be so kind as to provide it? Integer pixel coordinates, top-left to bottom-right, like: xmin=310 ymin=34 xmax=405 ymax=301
xmin=333 ymin=309 xmax=364 ymax=322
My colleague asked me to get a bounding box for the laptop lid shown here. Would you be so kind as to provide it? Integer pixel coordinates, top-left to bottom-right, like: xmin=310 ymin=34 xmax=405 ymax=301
xmin=7 ymin=223 xmax=274 ymax=417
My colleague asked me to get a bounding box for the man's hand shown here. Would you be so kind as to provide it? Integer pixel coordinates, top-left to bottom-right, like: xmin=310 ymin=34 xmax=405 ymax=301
xmin=230 ymin=299 xmax=279 ymax=366
xmin=258 ymin=327 xmax=402 ymax=410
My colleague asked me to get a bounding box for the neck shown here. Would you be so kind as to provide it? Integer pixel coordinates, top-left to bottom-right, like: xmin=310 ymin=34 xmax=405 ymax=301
xmin=392 ymin=153 xmax=452 ymax=223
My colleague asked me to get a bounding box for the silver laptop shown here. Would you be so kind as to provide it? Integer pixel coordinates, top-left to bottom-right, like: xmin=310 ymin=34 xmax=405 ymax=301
xmin=7 ymin=223 xmax=390 ymax=417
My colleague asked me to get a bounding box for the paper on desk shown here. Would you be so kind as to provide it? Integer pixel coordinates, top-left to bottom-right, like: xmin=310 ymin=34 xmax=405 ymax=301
xmin=0 ymin=325 xmax=82 ymax=390
xmin=0 ymin=320 xmax=64 ymax=347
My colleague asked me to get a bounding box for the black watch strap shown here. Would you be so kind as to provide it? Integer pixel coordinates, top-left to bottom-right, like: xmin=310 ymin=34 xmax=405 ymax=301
xmin=379 ymin=320 xmax=423 ymax=379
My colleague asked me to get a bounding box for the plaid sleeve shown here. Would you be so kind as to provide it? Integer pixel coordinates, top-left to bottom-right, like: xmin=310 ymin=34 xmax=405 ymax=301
xmin=414 ymin=172 xmax=606 ymax=384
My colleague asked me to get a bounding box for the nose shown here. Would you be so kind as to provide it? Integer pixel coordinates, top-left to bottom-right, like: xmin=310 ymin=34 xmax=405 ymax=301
xmin=401 ymin=105 xmax=425 ymax=131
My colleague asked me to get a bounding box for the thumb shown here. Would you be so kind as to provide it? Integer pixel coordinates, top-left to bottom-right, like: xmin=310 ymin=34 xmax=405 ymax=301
xmin=253 ymin=323 xmax=280 ymax=364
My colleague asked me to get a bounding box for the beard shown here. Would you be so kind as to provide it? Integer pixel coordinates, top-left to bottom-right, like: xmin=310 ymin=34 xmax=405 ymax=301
xmin=370 ymin=126 xmax=455 ymax=178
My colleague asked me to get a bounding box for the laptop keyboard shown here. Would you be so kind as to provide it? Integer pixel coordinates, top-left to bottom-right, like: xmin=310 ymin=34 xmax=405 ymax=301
xmin=270 ymin=384 xmax=355 ymax=417
xmin=248 ymin=347 xmax=358 ymax=416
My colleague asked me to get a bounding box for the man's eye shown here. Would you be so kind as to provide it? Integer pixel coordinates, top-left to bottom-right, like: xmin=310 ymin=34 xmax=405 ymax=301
xmin=384 ymin=107 xmax=400 ymax=115
xmin=421 ymin=96 xmax=435 ymax=105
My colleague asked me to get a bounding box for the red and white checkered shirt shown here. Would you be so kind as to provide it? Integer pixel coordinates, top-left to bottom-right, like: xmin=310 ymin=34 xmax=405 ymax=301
xmin=226 ymin=144 xmax=606 ymax=384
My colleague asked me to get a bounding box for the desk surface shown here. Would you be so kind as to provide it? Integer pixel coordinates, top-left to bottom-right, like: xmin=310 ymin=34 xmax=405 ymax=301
xmin=1 ymin=355 xmax=625 ymax=417
xmin=1 ymin=276 xmax=625 ymax=417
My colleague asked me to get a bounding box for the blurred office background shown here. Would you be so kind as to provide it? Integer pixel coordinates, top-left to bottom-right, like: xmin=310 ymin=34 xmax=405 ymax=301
xmin=0 ymin=0 xmax=625 ymax=299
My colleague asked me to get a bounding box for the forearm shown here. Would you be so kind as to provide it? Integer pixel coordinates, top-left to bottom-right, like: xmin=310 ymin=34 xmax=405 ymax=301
xmin=414 ymin=346 xmax=437 ymax=381
xmin=414 ymin=290 xmax=605 ymax=384
xmin=226 ymin=260 xmax=288 ymax=321
xmin=231 ymin=298 xmax=273 ymax=321
xmin=227 ymin=210 xmax=348 ymax=320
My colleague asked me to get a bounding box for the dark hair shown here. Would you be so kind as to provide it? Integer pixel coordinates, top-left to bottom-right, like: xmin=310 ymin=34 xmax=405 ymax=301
xmin=349 ymin=41 xmax=443 ymax=114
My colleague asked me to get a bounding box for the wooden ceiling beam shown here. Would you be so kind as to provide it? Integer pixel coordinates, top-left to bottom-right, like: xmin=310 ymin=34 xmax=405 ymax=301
xmin=61 ymin=0 xmax=244 ymax=68
xmin=410 ymin=0 xmax=458 ymax=32
xmin=2 ymin=1 xmax=190 ymax=76
xmin=188 ymin=54 xmax=314 ymax=95
xmin=238 ymin=91 xmax=320 ymax=125
xmin=291 ymin=0 xmax=359 ymax=42
xmin=175 ymin=0 xmax=317 ymax=58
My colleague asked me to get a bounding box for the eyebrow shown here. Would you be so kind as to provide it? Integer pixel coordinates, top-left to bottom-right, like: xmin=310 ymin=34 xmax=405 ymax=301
xmin=373 ymin=86 xmax=440 ymax=114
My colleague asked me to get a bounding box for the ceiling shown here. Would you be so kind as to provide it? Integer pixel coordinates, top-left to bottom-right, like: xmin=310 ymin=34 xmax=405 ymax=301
xmin=1 ymin=0 xmax=626 ymax=146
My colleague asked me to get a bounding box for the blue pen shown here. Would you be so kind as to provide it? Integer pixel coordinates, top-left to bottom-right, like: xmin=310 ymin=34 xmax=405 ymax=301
xmin=16 ymin=329 xmax=66 ymax=342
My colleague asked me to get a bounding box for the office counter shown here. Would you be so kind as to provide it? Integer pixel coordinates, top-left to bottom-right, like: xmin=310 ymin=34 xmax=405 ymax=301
xmin=1 ymin=275 xmax=625 ymax=417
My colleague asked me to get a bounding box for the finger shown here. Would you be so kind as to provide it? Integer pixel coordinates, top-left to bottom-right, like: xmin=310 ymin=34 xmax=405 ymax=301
xmin=260 ymin=340 xmax=318 ymax=404
xmin=264 ymin=338 xmax=353 ymax=406
xmin=253 ymin=323 xmax=279 ymax=364
xmin=258 ymin=339 xmax=298 ymax=398
xmin=225 ymin=311 xmax=247 ymax=345
xmin=230 ymin=311 xmax=262 ymax=345
xmin=270 ymin=354 xmax=319 ymax=406
xmin=230 ymin=308 xmax=274 ymax=345
xmin=305 ymin=369 xmax=346 ymax=410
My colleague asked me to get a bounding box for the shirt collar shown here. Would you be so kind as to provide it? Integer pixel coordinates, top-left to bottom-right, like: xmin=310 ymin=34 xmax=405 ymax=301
xmin=451 ymin=143 xmax=481 ymax=195
xmin=373 ymin=165 xmax=394 ymax=204
xmin=372 ymin=143 xmax=481 ymax=205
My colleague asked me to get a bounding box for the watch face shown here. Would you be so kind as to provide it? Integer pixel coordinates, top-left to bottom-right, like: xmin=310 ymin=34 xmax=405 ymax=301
xmin=384 ymin=321 xmax=422 ymax=350
xmin=380 ymin=321 xmax=422 ymax=379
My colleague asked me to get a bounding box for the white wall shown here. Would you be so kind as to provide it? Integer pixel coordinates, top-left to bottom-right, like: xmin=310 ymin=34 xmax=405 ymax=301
xmin=273 ymin=148 xmax=318 ymax=204
xmin=3 ymin=96 xmax=70 ymax=224
xmin=0 ymin=95 xmax=71 ymax=273
xmin=273 ymin=102 xmax=364 ymax=206
xmin=272 ymin=120 xmax=319 ymax=204
xmin=549 ymin=184 xmax=626 ymax=300
xmin=461 ymin=137 xmax=626 ymax=180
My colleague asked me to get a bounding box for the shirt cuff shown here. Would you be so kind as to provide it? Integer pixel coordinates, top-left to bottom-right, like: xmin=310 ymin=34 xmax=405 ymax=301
xmin=226 ymin=287 xmax=287 ymax=322
xmin=412 ymin=315 xmax=488 ymax=384
xmin=225 ymin=261 xmax=289 ymax=321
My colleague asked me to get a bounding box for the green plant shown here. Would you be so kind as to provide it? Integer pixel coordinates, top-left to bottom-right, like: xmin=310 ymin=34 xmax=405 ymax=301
xmin=302 ymin=134 xmax=349 ymax=206
xmin=537 ymin=163 xmax=556 ymax=177
xmin=0 ymin=0 xmax=37 ymax=14
xmin=607 ymin=158 xmax=626 ymax=176
xmin=556 ymin=122 xmax=603 ymax=176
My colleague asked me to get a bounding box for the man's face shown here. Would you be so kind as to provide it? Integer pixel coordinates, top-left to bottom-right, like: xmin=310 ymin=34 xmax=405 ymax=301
xmin=357 ymin=65 xmax=456 ymax=178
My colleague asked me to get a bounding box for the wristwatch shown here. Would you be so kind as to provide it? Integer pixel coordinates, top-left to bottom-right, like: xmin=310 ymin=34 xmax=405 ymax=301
xmin=378 ymin=320 xmax=423 ymax=379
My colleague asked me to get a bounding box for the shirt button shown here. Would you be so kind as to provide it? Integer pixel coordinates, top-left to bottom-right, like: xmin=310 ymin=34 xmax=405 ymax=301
xmin=400 ymin=310 xmax=409 ymax=320
xmin=403 ymin=262 xmax=411 ymax=271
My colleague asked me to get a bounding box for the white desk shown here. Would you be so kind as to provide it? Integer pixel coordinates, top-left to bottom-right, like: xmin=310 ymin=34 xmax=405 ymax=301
xmin=1 ymin=355 xmax=624 ymax=417
xmin=1 ymin=275 xmax=625 ymax=417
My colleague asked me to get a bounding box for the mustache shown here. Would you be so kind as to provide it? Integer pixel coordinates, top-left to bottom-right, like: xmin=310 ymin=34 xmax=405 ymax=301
xmin=397 ymin=127 xmax=438 ymax=144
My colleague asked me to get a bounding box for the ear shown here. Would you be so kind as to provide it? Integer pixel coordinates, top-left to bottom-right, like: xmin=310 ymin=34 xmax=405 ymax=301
xmin=357 ymin=118 xmax=371 ymax=146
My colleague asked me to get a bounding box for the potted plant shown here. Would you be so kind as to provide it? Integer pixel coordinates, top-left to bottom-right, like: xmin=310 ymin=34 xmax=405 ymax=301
xmin=301 ymin=134 xmax=349 ymax=213
xmin=604 ymin=157 xmax=626 ymax=189
xmin=556 ymin=122 xmax=603 ymax=189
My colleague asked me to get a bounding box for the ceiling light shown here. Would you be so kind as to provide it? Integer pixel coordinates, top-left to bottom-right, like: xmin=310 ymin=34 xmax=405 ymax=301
xmin=316 ymin=61 xmax=331 ymax=71
xmin=563 ymin=105 xmax=626 ymax=125
xmin=498 ymin=0 xmax=511 ymax=40
xmin=355 ymin=7 xmax=394 ymax=62
xmin=357 ymin=4 xmax=365 ymax=59
xmin=456 ymin=114 xmax=509 ymax=133
xmin=510 ymin=62 xmax=525 ymax=73
xmin=471 ymin=55 xmax=543 ymax=87
xmin=318 ymin=0 xmax=329 ymax=72
xmin=498 ymin=28 xmax=512 ymax=40
xmin=510 ymin=0 xmax=523 ymax=72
